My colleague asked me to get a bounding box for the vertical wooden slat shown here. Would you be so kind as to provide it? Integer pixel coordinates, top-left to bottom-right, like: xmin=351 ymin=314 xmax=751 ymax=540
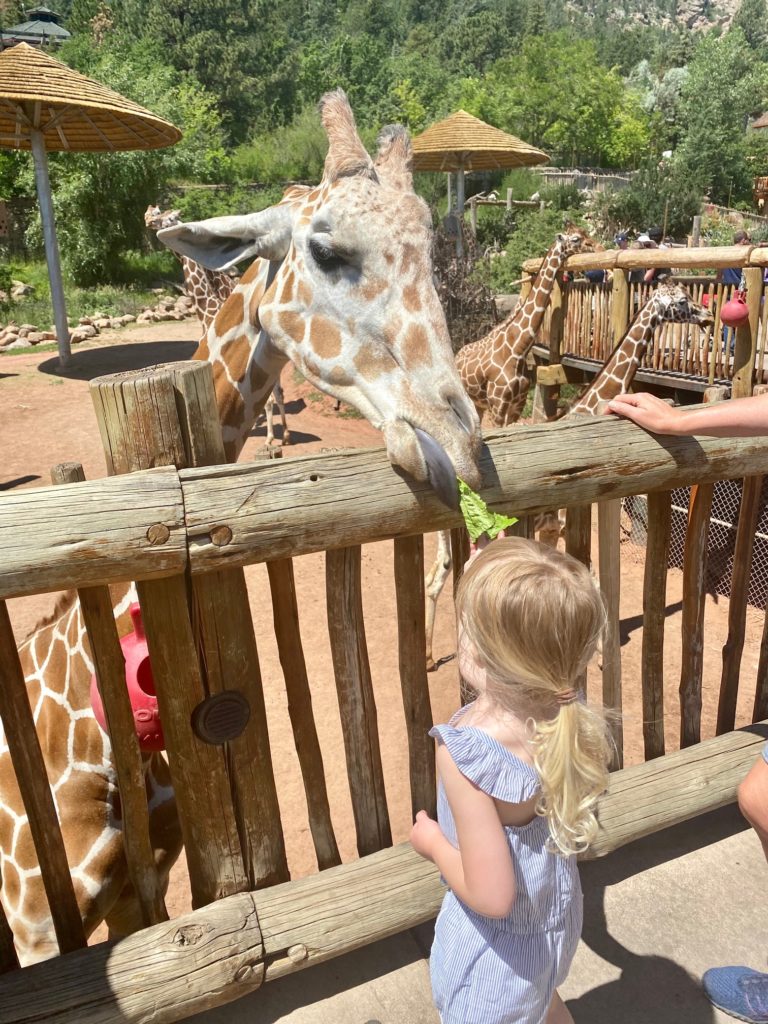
xmin=393 ymin=536 xmax=437 ymax=820
xmin=266 ymin=559 xmax=341 ymax=870
xmin=754 ymin=604 xmax=768 ymax=722
xmin=136 ymin=575 xmax=249 ymax=904
xmin=611 ymin=270 xmax=630 ymax=346
xmin=598 ymin=500 xmax=622 ymax=769
xmin=0 ymin=603 xmax=86 ymax=955
xmin=549 ymin=274 xmax=564 ymax=364
xmin=89 ymin=364 xmax=251 ymax=904
xmin=641 ymin=491 xmax=671 ymax=760
xmin=450 ymin=528 xmax=471 ymax=591
xmin=679 ymin=385 xmax=727 ymax=747
xmin=326 ymin=546 xmax=391 ymax=856
xmin=565 ymin=505 xmax=592 ymax=568
xmin=50 ymin=462 xmax=168 ymax=929
xmin=0 ymin=894 xmax=18 ymax=974
xmin=718 ymin=476 xmax=762 ymax=733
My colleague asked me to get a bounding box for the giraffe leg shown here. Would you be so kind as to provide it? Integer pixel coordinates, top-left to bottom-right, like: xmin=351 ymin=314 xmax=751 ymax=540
xmin=272 ymin=377 xmax=290 ymax=446
xmin=425 ymin=530 xmax=452 ymax=671
xmin=264 ymin=396 xmax=276 ymax=447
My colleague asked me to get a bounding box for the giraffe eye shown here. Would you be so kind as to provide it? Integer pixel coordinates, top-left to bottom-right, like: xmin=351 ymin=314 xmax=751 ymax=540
xmin=309 ymin=238 xmax=345 ymax=272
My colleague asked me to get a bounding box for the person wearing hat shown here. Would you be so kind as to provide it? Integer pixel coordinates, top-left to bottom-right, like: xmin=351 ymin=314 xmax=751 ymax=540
xmin=628 ymin=232 xmax=655 ymax=284
xmin=614 ymin=231 xmax=629 ymax=250
xmin=643 ymin=226 xmax=671 ymax=283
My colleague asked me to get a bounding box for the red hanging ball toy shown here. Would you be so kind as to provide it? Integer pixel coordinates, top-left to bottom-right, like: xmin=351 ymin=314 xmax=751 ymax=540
xmin=720 ymin=289 xmax=750 ymax=329
xmin=90 ymin=603 xmax=165 ymax=752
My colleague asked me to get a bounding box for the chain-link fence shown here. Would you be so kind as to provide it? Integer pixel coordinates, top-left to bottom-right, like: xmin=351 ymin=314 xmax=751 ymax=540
xmin=621 ymin=479 xmax=768 ymax=609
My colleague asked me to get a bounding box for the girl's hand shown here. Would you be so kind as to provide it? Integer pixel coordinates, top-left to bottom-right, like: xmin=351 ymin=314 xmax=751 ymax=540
xmin=466 ymin=528 xmax=506 ymax=569
xmin=410 ymin=809 xmax=444 ymax=862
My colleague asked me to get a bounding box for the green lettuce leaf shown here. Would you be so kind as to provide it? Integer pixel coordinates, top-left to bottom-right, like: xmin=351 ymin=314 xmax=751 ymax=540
xmin=458 ymin=479 xmax=518 ymax=543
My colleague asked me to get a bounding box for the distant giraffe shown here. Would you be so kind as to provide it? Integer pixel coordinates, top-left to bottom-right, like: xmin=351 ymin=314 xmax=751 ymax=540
xmin=144 ymin=204 xmax=290 ymax=446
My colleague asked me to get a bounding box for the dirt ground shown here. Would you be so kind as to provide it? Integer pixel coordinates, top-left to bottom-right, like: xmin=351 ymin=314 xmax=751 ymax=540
xmin=1 ymin=320 xmax=765 ymax=928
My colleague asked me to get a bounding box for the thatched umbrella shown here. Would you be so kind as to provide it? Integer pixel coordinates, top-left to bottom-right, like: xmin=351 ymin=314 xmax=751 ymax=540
xmin=0 ymin=43 xmax=181 ymax=365
xmin=412 ymin=110 xmax=548 ymax=254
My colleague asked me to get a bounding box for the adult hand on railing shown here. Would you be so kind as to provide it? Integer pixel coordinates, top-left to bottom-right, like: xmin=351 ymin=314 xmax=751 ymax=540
xmin=606 ymin=393 xmax=682 ymax=434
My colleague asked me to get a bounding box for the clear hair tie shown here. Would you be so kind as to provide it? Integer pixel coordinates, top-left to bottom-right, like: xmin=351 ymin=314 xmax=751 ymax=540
xmin=555 ymin=688 xmax=579 ymax=706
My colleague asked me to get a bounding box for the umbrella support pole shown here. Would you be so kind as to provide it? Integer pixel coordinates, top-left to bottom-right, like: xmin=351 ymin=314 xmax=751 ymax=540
xmin=30 ymin=129 xmax=71 ymax=367
xmin=455 ymin=164 xmax=465 ymax=259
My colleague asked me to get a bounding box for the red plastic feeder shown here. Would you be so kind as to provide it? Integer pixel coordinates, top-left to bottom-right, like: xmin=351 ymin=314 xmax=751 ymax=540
xmin=90 ymin=602 xmax=165 ymax=752
xmin=720 ymin=290 xmax=750 ymax=329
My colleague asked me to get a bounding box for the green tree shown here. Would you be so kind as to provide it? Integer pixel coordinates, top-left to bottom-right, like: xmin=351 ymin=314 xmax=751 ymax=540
xmin=732 ymin=0 xmax=768 ymax=57
xmin=674 ymin=29 xmax=768 ymax=203
xmin=29 ymin=40 xmax=230 ymax=284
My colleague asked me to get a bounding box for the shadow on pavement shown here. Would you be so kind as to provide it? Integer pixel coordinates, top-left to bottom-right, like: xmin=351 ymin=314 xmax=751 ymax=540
xmin=36 ymin=340 xmax=198 ymax=381
xmin=569 ymin=804 xmax=749 ymax=1023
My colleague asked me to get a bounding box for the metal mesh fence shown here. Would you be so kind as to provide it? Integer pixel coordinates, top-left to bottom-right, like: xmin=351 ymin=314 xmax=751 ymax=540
xmin=620 ymin=479 xmax=768 ymax=609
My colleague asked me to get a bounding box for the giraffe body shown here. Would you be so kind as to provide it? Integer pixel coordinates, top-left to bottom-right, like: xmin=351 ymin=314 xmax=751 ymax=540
xmin=3 ymin=91 xmax=482 ymax=964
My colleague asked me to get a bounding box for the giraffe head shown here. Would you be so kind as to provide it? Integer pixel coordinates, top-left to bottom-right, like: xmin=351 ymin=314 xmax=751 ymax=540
xmin=645 ymin=282 xmax=714 ymax=328
xmin=157 ymin=90 xmax=482 ymax=500
xmin=556 ymin=224 xmax=597 ymax=260
xmin=145 ymin=205 xmax=181 ymax=231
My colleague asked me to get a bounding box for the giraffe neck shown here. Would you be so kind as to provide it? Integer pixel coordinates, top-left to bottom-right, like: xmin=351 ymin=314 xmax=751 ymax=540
xmin=503 ymin=244 xmax=565 ymax=359
xmin=193 ymin=258 xmax=286 ymax=461
xmin=569 ymin=307 xmax=659 ymax=415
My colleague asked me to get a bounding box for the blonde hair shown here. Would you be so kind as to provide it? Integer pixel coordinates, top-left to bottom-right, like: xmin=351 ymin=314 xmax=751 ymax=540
xmin=455 ymin=538 xmax=612 ymax=856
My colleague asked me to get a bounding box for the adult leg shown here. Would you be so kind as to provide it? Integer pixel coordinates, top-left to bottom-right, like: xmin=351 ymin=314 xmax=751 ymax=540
xmin=738 ymin=748 xmax=768 ymax=862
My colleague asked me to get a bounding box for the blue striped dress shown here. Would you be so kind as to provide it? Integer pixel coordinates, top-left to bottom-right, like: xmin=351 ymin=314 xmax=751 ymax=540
xmin=429 ymin=708 xmax=583 ymax=1024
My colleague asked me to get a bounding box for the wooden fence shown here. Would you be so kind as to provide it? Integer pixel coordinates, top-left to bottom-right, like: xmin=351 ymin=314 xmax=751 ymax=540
xmin=1 ymin=360 xmax=768 ymax=1022
xmin=522 ymin=244 xmax=768 ymax=391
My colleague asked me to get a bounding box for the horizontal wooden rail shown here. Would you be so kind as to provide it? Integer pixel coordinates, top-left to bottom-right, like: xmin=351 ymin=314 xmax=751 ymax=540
xmin=0 ymin=467 xmax=185 ymax=599
xmin=8 ymin=413 xmax=768 ymax=598
xmin=181 ymin=415 xmax=768 ymax=570
xmin=523 ymin=243 xmax=768 ymax=275
xmin=3 ymin=719 xmax=765 ymax=1023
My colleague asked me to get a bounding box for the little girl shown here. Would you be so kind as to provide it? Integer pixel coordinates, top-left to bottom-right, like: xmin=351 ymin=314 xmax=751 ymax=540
xmin=411 ymin=537 xmax=612 ymax=1024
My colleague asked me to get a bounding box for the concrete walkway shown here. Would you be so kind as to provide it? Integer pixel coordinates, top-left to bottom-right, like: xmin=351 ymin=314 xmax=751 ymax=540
xmin=188 ymin=805 xmax=768 ymax=1024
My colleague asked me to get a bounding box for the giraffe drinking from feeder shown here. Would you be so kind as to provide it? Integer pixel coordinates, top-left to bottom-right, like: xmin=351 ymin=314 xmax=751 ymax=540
xmin=144 ymin=203 xmax=292 ymax=446
xmin=1 ymin=89 xmax=482 ymax=965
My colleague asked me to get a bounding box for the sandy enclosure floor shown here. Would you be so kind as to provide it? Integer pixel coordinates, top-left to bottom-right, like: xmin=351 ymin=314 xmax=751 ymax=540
xmin=1 ymin=321 xmax=764 ymax=928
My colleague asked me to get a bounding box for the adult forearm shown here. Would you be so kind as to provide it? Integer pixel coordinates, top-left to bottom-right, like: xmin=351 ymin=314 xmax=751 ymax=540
xmin=669 ymin=395 xmax=768 ymax=436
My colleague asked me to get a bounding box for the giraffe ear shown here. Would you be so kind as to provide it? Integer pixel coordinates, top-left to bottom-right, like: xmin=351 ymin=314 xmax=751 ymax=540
xmin=157 ymin=207 xmax=293 ymax=271
xmin=374 ymin=125 xmax=414 ymax=192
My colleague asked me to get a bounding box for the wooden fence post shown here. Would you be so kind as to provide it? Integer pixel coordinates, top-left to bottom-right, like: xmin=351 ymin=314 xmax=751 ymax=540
xmin=90 ymin=361 xmax=288 ymax=904
xmin=732 ymin=266 xmax=762 ymax=399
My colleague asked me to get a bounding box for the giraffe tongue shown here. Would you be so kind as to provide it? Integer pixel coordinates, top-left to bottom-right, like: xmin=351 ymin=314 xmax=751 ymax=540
xmin=414 ymin=428 xmax=460 ymax=510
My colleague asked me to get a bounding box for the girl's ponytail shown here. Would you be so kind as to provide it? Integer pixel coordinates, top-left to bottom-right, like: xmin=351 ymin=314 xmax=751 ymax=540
xmin=530 ymin=697 xmax=612 ymax=856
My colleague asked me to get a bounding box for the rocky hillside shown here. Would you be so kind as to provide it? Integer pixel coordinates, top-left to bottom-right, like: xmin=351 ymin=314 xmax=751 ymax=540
xmin=561 ymin=0 xmax=741 ymax=33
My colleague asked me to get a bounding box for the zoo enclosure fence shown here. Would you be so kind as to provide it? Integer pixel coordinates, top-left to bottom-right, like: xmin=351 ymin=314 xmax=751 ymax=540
xmin=0 ymin=360 xmax=767 ymax=1022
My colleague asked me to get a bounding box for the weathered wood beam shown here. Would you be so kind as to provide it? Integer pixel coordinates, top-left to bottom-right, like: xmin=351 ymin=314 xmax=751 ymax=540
xmin=523 ymin=244 xmax=768 ymax=275
xmin=181 ymin=414 xmax=768 ymax=571
xmin=3 ymin=719 xmax=766 ymax=1023
xmin=0 ymin=467 xmax=185 ymax=599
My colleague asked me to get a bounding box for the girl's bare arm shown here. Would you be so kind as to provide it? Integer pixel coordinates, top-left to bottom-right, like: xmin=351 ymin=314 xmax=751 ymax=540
xmin=410 ymin=744 xmax=516 ymax=918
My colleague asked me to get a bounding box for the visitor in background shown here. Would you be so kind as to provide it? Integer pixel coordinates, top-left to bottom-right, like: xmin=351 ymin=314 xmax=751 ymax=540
xmin=606 ymin=386 xmax=768 ymax=1024
xmin=717 ymin=230 xmax=751 ymax=353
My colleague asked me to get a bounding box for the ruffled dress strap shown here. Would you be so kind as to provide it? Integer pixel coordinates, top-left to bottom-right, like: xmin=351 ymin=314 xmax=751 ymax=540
xmin=430 ymin=722 xmax=540 ymax=804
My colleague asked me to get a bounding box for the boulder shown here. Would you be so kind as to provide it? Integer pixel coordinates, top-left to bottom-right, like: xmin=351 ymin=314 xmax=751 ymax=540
xmin=7 ymin=338 xmax=32 ymax=349
xmin=10 ymin=282 xmax=34 ymax=299
xmin=95 ymin=318 xmax=112 ymax=329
